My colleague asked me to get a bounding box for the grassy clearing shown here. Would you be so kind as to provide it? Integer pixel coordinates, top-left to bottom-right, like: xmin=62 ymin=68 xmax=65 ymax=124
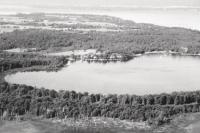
xmin=0 ymin=121 xmax=38 ymax=133
xmin=49 ymin=117 xmax=152 ymax=133
xmin=153 ymin=112 xmax=200 ymax=133
xmin=0 ymin=120 xmax=5 ymax=127
xmin=0 ymin=119 xmax=153 ymax=133
xmin=0 ymin=120 xmax=68 ymax=133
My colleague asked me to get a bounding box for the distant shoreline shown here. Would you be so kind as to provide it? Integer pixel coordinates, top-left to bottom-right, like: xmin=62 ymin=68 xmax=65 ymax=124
xmin=0 ymin=7 xmax=200 ymax=31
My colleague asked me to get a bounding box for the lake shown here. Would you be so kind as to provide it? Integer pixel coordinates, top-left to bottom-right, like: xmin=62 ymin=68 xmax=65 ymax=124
xmin=5 ymin=55 xmax=200 ymax=95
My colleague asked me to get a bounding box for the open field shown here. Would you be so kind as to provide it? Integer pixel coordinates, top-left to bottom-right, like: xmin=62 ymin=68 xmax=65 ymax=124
xmin=0 ymin=13 xmax=131 ymax=33
xmin=154 ymin=112 xmax=200 ymax=133
xmin=2 ymin=113 xmax=200 ymax=133
xmin=0 ymin=120 xmax=63 ymax=133
xmin=0 ymin=119 xmax=152 ymax=133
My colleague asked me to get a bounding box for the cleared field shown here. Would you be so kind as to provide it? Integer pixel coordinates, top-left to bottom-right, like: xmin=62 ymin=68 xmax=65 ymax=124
xmin=0 ymin=121 xmax=39 ymax=133
xmin=0 ymin=120 xmax=151 ymax=133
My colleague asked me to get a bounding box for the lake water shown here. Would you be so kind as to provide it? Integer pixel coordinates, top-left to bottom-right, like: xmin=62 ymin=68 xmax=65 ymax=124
xmin=5 ymin=55 xmax=200 ymax=95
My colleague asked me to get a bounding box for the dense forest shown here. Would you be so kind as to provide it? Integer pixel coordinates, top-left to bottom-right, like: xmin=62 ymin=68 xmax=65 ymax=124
xmin=0 ymin=52 xmax=68 ymax=74
xmin=1 ymin=82 xmax=200 ymax=126
xmin=0 ymin=28 xmax=200 ymax=54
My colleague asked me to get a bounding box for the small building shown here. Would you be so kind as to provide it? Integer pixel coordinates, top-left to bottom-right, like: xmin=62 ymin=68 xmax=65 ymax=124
xmin=92 ymin=55 xmax=98 ymax=60
xmin=110 ymin=53 xmax=123 ymax=60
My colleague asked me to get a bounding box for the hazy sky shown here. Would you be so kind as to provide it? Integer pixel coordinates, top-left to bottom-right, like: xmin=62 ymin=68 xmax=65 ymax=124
xmin=0 ymin=0 xmax=200 ymax=7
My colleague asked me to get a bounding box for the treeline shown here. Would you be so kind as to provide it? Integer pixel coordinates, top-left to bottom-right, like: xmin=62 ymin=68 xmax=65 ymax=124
xmin=0 ymin=26 xmax=200 ymax=54
xmin=1 ymin=82 xmax=200 ymax=125
xmin=15 ymin=13 xmax=135 ymax=27
xmin=0 ymin=52 xmax=68 ymax=73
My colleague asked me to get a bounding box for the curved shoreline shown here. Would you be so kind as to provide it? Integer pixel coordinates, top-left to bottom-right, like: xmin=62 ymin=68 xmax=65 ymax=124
xmin=4 ymin=52 xmax=199 ymax=96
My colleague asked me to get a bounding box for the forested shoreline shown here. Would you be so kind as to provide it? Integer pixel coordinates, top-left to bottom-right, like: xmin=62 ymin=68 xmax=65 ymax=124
xmin=0 ymin=52 xmax=68 ymax=74
xmin=0 ymin=27 xmax=200 ymax=55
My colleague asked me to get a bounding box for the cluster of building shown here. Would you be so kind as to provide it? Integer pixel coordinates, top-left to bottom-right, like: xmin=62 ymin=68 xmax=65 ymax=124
xmin=68 ymin=52 xmax=133 ymax=63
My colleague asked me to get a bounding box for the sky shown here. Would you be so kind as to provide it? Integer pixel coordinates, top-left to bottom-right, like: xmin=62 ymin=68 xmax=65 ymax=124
xmin=0 ymin=0 xmax=200 ymax=7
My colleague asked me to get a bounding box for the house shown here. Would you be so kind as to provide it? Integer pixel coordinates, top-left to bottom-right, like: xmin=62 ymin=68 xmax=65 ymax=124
xmin=180 ymin=47 xmax=188 ymax=53
xmin=92 ymin=55 xmax=98 ymax=60
xmin=110 ymin=53 xmax=123 ymax=60
xmin=68 ymin=54 xmax=76 ymax=62
xmin=115 ymin=53 xmax=123 ymax=59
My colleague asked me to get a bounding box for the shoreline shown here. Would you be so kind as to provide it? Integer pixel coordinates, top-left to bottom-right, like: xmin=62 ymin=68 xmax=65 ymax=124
xmin=1 ymin=11 xmax=200 ymax=32
xmin=3 ymin=50 xmax=200 ymax=92
xmin=2 ymin=51 xmax=200 ymax=97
